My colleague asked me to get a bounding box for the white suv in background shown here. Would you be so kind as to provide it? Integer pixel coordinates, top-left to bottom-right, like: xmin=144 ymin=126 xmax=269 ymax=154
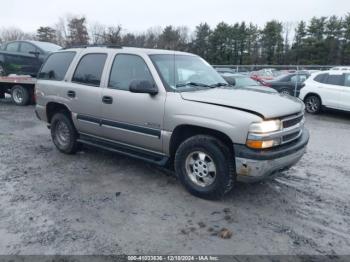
xmin=299 ymin=70 xmax=350 ymax=114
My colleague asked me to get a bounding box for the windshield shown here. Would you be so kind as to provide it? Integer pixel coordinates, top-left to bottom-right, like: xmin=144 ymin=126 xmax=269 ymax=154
xmin=149 ymin=54 xmax=226 ymax=90
xmin=34 ymin=42 xmax=62 ymax=52
xmin=235 ymin=76 xmax=260 ymax=87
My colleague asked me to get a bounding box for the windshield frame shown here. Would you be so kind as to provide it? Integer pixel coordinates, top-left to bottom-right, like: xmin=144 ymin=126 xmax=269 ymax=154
xmin=149 ymin=54 xmax=227 ymax=92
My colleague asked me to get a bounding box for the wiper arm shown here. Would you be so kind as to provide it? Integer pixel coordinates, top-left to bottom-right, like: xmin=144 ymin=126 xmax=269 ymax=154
xmin=209 ymin=82 xmax=230 ymax=88
xmin=176 ymin=82 xmax=210 ymax=88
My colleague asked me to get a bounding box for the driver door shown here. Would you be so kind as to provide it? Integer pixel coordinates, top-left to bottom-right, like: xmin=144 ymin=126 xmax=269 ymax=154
xmin=100 ymin=53 xmax=166 ymax=153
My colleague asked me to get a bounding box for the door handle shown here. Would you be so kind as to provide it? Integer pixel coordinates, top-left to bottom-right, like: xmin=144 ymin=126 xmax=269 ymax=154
xmin=102 ymin=96 xmax=113 ymax=104
xmin=67 ymin=90 xmax=76 ymax=98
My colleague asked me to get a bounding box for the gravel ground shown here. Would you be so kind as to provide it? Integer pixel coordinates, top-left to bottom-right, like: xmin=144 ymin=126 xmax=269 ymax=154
xmin=0 ymin=97 xmax=349 ymax=256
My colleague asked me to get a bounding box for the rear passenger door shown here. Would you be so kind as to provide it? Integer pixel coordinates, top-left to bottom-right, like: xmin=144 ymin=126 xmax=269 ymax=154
xmin=322 ymin=73 xmax=345 ymax=108
xmin=339 ymin=74 xmax=350 ymax=111
xmin=100 ymin=53 xmax=166 ymax=153
xmin=65 ymin=53 xmax=108 ymax=136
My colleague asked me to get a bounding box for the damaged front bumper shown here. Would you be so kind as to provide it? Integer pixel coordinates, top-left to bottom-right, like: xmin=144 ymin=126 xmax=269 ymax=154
xmin=234 ymin=128 xmax=309 ymax=182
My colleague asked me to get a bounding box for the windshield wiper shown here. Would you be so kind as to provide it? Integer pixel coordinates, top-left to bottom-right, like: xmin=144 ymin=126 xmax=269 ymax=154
xmin=209 ymin=82 xmax=230 ymax=88
xmin=176 ymin=82 xmax=210 ymax=88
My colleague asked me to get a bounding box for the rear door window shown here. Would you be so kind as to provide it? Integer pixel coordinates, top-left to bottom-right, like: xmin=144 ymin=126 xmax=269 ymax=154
xmin=72 ymin=53 xmax=107 ymax=86
xmin=325 ymin=74 xmax=344 ymax=86
xmin=20 ymin=43 xmax=37 ymax=54
xmin=38 ymin=51 xmax=76 ymax=81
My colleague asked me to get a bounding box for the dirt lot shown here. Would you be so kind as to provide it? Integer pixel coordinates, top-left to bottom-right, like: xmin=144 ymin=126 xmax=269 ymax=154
xmin=0 ymin=97 xmax=349 ymax=256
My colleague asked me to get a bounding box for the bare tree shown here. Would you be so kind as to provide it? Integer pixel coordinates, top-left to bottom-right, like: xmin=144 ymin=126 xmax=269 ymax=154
xmin=54 ymin=17 xmax=69 ymax=47
xmin=89 ymin=22 xmax=106 ymax=44
xmin=0 ymin=27 xmax=35 ymax=43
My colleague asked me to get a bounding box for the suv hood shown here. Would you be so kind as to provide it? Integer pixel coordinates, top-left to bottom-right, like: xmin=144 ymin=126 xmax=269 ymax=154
xmin=180 ymin=87 xmax=304 ymax=119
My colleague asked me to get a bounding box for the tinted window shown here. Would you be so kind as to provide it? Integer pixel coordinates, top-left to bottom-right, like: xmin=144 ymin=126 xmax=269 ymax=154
xmin=72 ymin=54 xmax=107 ymax=86
xmin=6 ymin=42 xmax=19 ymax=52
xmin=325 ymin=74 xmax=344 ymax=86
xmin=109 ymin=54 xmax=154 ymax=90
xmin=38 ymin=52 xmax=76 ymax=81
xmin=314 ymin=73 xmax=327 ymax=83
xmin=20 ymin=43 xmax=37 ymax=54
xmin=345 ymin=74 xmax=350 ymax=87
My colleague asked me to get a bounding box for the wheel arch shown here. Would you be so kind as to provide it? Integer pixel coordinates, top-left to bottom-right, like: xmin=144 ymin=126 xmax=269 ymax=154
xmin=168 ymin=124 xmax=234 ymax=160
xmin=46 ymin=102 xmax=72 ymax=123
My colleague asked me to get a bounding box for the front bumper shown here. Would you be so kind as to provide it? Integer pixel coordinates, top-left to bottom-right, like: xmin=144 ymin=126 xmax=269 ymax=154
xmin=234 ymin=128 xmax=309 ymax=182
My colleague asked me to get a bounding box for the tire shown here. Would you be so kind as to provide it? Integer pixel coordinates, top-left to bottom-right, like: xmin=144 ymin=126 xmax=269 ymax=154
xmin=0 ymin=91 xmax=4 ymax=99
xmin=51 ymin=112 xmax=79 ymax=154
xmin=174 ymin=135 xmax=235 ymax=200
xmin=280 ymin=88 xmax=292 ymax=96
xmin=304 ymin=95 xmax=322 ymax=114
xmin=11 ymin=85 xmax=30 ymax=106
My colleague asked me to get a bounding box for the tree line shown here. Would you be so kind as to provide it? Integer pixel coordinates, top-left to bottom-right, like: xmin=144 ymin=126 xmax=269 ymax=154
xmin=1 ymin=13 xmax=350 ymax=65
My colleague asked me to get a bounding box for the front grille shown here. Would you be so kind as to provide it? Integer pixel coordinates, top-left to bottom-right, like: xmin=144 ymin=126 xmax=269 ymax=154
xmin=282 ymin=114 xmax=303 ymax=129
xmin=283 ymin=131 xmax=301 ymax=143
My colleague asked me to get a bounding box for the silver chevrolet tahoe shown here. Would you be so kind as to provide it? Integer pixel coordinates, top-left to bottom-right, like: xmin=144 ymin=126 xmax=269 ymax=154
xmin=35 ymin=46 xmax=309 ymax=199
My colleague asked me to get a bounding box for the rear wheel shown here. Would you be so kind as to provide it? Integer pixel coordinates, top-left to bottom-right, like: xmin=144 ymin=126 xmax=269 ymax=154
xmin=175 ymin=135 xmax=235 ymax=200
xmin=51 ymin=112 xmax=79 ymax=154
xmin=11 ymin=85 xmax=30 ymax=106
xmin=304 ymin=95 xmax=321 ymax=114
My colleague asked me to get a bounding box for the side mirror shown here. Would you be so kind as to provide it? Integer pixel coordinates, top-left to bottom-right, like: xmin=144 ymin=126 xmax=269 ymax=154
xmin=226 ymin=77 xmax=236 ymax=86
xmin=129 ymin=80 xmax=158 ymax=95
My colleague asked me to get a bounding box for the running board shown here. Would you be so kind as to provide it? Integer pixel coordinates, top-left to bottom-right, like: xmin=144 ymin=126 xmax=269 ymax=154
xmin=77 ymin=134 xmax=169 ymax=166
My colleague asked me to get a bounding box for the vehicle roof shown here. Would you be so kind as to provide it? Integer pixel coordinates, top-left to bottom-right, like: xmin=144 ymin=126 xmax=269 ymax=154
xmin=59 ymin=46 xmax=195 ymax=56
xmin=3 ymin=40 xmax=55 ymax=45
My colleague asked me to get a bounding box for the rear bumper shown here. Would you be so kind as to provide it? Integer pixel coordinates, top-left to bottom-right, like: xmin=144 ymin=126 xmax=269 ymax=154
xmin=234 ymin=128 xmax=309 ymax=182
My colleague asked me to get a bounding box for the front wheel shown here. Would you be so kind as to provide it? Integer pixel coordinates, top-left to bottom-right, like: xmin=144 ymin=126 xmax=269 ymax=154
xmin=304 ymin=95 xmax=321 ymax=114
xmin=51 ymin=112 xmax=79 ymax=154
xmin=11 ymin=85 xmax=30 ymax=106
xmin=175 ymin=135 xmax=235 ymax=199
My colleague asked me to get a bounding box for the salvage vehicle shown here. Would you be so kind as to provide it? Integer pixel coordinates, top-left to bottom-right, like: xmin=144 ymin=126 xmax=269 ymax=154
xmin=299 ymin=70 xmax=350 ymax=114
xmin=0 ymin=40 xmax=61 ymax=105
xmin=263 ymin=73 xmax=309 ymax=96
xmin=35 ymin=46 xmax=309 ymax=199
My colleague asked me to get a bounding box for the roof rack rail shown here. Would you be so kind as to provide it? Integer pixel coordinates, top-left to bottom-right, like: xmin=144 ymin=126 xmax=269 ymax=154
xmin=63 ymin=44 xmax=123 ymax=49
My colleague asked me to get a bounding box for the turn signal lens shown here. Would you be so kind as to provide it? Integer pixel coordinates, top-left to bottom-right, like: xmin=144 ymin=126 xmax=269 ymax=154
xmin=246 ymin=139 xmax=281 ymax=149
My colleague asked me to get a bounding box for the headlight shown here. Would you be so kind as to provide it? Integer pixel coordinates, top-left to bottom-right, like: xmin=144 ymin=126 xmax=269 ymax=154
xmin=246 ymin=120 xmax=282 ymax=149
xmin=248 ymin=120 xmax=281 ymax=133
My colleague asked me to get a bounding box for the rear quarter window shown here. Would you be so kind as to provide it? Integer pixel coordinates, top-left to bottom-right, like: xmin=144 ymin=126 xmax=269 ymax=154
xmin=314 ymin=73 xmax=327 ymax=83
xmin=38 ymin=52 xmax=76 ymax=81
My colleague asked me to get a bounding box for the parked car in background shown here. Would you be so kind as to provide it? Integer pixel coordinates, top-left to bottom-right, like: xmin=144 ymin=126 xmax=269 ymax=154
xmin=219 ymin=72 xmax=278 ymax=94
xmin=250 ymin=69 xmax=275 ymax=83
xmin=330 ymin=66 xmax=350 ymax=71
xmin=263 ymin=73 xmax=310 ymax=96
xmin=0 ymin=40 xmax=61 ymax=77
xmin=299 ymin=70 xmax=350 ymax=114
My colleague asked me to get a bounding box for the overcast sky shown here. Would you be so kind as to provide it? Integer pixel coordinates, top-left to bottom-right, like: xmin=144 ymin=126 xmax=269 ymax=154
xmin=0 ymin=0 xmax=348 ymax=33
